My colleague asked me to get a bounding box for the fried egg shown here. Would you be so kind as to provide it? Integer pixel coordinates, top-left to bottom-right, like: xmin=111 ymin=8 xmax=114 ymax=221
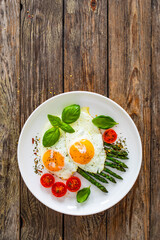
xmin=40 ymin=121 xmax=77 ymax=179
xmin=66 ymin=107 xmax=106 ymax=173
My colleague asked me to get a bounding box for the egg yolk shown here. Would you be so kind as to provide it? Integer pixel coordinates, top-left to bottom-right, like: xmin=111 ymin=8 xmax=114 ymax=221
xmin=42 ymin=150 xmax=64 ymax=172
xmin=69 ymin=139 xmax=94 ymax=165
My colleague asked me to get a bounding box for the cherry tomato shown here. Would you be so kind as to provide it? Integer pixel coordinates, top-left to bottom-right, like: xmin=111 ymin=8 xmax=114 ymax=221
xmin=40 ymin=173 xmax=55 ymax=188
xmin=103 ymin=129 xmax=117 ymax=143
xmin=52 ymin=182 xmax=67 ymax=197
xmin=66 ymin=176 xmax=81 ymax=192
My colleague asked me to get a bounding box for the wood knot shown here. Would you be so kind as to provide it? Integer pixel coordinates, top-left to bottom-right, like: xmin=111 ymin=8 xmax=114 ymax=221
xmin=130 ymin=67 xmax=139 ymax=83
xmin=20 ymin=3 xmax=23 ymax=11
xmin=130 ymin=112 xmax=138 ymax=121
xmin=90 ymin=0 xmax=97 ymax=11
xmin=20 ymin=215 xmax=25 ymax=228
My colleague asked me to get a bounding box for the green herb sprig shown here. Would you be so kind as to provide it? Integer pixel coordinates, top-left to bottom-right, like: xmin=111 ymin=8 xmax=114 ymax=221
xmin=76 ymin=186 xmax=91 ymax=203
xmin=92 ymin=115 xmax=118 ymax=129
xmin=42 ymin=104 xmax=80 ymax=147
xmin=62 ymin=104 xmax=80 ymax=124
xmin=42 ymin=127 xmax=60 ymax=147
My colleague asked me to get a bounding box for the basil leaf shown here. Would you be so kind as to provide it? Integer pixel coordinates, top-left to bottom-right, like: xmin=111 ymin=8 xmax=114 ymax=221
xmin=92 ymin=115 xmax=118 ymax=129
xmin=62 ymin=104 xmax=80 ymax=124
xmin=76 ymin=186 xmax=91 ymax=203
xmin=60 ymin=122 xmax=75 ymax=133
xmin=42 ymin=127 xmax=60 ymax=147
xmin=48 ymin=115 xmax=61 ymax=127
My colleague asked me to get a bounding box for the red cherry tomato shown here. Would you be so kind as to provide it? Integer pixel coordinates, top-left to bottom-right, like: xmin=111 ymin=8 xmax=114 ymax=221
xmin=103 ymin=129 xmax=117 ymax=143
xmin=40 ymin=173 xmax=55 ymax=188
xmin=66 ymin=176 xmax=81 ymax=192
xmin=52 ymin=182 xmax=67 ymax=197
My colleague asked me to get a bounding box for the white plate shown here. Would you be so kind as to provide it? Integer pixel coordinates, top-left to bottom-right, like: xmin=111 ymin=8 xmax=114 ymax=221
xmin=18 ymin=91 xmax=142 ymax=216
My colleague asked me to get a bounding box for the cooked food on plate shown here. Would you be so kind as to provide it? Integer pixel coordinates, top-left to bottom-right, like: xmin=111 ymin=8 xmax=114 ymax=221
xmin=32 ymin=104 xmax=129 ymax=203
xmin=40 ymin=128 xmax=77 ymax=179
xmin=66 ymin=107 xmax=106 ymax=173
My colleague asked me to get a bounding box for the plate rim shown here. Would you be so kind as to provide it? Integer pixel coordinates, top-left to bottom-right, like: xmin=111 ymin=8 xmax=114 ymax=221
xmin=17 ymin=91 xmax=142 ymax=216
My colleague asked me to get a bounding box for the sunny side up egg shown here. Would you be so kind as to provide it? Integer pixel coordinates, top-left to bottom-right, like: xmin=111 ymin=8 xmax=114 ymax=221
xmin=40 ymin=121 xmax=77 ymax=179
xmin=66 ymin=107 xmax=106 ymax=173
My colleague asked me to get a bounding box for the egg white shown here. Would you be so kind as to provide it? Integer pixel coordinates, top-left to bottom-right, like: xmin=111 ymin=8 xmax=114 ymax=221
xmin=40 ymin=121 xmax=77 ymax=179
xmin=66 ymin=107 xmax=106 ymax=173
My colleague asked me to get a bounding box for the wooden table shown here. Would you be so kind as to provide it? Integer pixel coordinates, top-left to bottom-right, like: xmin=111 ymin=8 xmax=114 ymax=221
xmin=0 ymin=0 xmax=159 ymax=239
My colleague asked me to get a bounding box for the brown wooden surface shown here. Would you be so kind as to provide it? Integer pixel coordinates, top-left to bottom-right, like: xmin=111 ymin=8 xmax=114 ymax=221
xmin=20 ymin=0 xmax=63 ymax=239
xmin=0 ymin=1 xmax=20 ymax=239
xmin=0 ymin=0 xmax=159 ymax=240
xmin=107 ymin=0 xmax=152 ymax=239
xmin=150 ymin=0 xmax=160 ymax=239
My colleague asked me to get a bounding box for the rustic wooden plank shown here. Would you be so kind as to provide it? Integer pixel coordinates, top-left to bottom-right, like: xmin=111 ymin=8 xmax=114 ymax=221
xmin=107 ymin=0 xmax=151 ymax=239
xmin=64 ymin=0 xmax=107 ymax=95
xmin=20 ymin=0 xmax=63 ymax=239
xmin=64 ymin=1 xmax=107 ymax=239
xmin=150 ymin=0 xmax=160 ymax=239
xmin=0 ymin=0 xmax=20 ymax=239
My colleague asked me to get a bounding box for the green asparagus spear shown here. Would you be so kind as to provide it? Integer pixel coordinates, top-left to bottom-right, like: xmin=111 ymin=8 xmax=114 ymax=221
xmin=104 ymin=142 xmax=121 ymax=150
xmin=104 ymin=148 xmax=128 ymax=156
xmin=88 ymin=172 xmax=108 ymax=183
xmin=103 ymin=167 xmax=123 ymax=180
xmin=77 ymin=168 xmax=108 ymax=193
xmin=100 ymin=172 xmax=116 ymax=183
xmin=107 ymin=153 xmax=129 ymax=159
xmin=106 ymin=157 xmax=128 ymax=168
xmin=105 ymin=161 xmax=126 ymax=172
xmin=111 ymin=149 xmax=128 ymax=156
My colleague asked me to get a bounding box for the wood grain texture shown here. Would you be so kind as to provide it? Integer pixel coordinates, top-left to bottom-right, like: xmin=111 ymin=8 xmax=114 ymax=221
xmin=107 ymin=0 xmax=151 ymax=239
xmin=64 ymin=1 xmax=107 ymax=240
xmin=20 ymin=0 xmax=63 ymax=239
xmin=150 ymin=0 xmax=160 ymax=239
xmin=64 ymin=0 xmax=107 ymax=94
xmin=0 ymin=1 xmax=20 ymax=239
xmin=0 ymin=0 xmax=159 ymax=239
